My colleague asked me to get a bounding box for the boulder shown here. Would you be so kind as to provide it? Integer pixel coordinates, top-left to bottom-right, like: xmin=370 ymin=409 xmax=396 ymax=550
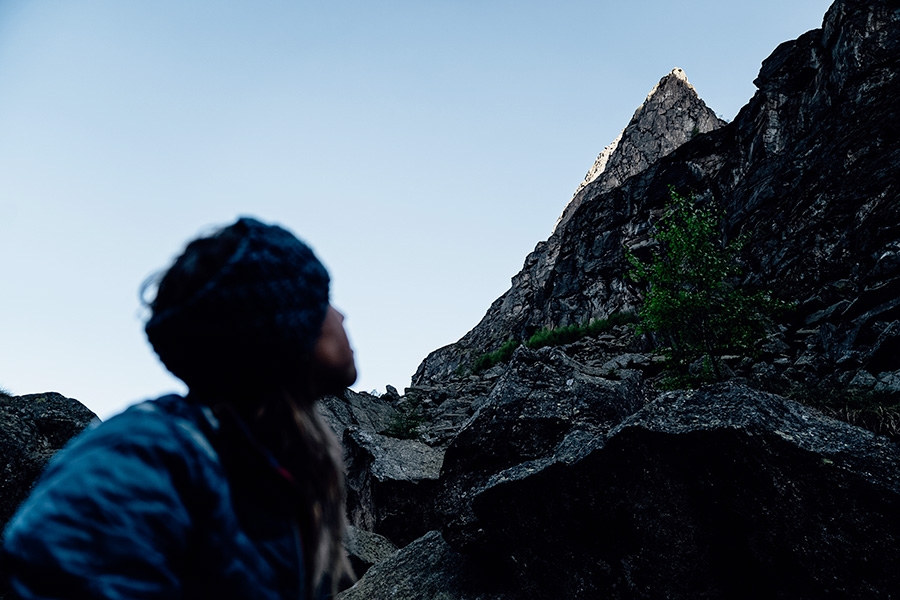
xmin=0 ymin=392 xmax=97 ymax=531
xmin=343 ymin=429 xmax=444 ymax=547
xmin=404 ymin=380 xmax=497 ymax=448
xmin=336 ymin=531 xmax=519 ymax=600
xmin=467 ymin=383 xmax=900 ymax=598
xmin=438 ymin=345 xmax=644 ymax=554
xmin=1 ymin=392 xmax=95 ymax=598
xmin=318 ymin=388 xmax=396 ymax=442
xmin=342 ymin=525 xmax=397 ymax=580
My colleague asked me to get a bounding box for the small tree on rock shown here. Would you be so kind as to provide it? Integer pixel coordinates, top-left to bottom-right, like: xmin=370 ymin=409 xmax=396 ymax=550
xmin=627 ymin=187 xmax=784 ymax=387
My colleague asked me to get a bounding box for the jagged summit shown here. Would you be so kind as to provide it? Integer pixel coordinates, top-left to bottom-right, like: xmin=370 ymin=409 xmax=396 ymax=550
xmin=556 ymin=67 xmax=724 ymax=232
xmin=645 ymin=66 xmax=691 ymax=97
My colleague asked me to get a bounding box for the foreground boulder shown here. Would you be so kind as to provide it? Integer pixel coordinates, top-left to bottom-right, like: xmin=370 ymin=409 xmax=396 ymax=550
xmin=342 ymin=525 xmax=398 ymax=580
xmin=438 ymin=345 xmax=645 ymax=554
xmin=0 ymin=392 xmax=97 ymax=530
xmin=343 ymin=429 xmax=444 ymax=547
xmin=462 ymin=382 xmax=900 ymax=598
xmin=336 ymin=530 xmax=518 ymax=600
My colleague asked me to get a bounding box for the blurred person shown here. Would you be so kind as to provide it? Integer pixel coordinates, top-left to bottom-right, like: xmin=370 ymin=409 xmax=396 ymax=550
xmin=2 ymin=217 xmax=357 ymax=599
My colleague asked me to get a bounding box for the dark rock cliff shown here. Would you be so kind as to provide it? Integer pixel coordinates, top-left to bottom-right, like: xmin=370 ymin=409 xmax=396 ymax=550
xmin=414 ymin=0 xmax=900 ymax=398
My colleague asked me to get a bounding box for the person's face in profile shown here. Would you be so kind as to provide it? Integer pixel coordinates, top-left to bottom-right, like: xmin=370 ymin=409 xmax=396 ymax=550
xmin=312 ymin=305 xmax=357 ymax=394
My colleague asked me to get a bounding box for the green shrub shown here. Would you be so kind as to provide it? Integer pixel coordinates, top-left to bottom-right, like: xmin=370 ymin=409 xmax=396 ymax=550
xmin=526 ymin=323 xmax=581 ymax=349
xmin=384 ymin=398 xmax=426 ymax=440
xmin=470 ymin=313 xmax=637 ymax=374
xmin=627 ymin=187 xmax=787 ymax=386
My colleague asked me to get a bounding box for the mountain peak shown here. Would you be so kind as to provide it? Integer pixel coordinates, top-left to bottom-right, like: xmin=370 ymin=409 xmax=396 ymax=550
xmin=645 ymin=67 xmax=692 ymax=100
xmin=556 ymin=68 xmax=724 ymax=232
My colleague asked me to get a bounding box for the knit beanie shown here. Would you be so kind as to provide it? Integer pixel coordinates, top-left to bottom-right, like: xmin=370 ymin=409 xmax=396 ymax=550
xmin=145 ymin=217 xmax=330 ymax=391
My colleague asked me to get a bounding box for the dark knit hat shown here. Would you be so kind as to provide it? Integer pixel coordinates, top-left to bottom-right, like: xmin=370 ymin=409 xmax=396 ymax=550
xmin=145 ymin=217 xmax=330 ymax=390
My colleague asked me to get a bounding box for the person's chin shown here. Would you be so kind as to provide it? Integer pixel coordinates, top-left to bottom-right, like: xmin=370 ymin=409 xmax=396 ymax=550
xmin=315 ymin=363 xmax=357 ymax=396
xmin=340 ymin=364 xmax=358 ymax=389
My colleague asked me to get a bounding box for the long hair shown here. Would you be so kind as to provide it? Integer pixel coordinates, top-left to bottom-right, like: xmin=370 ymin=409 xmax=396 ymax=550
xmin=145 ymin=223 xmax=354 ymax=596
xmin=213 ymin=385 xmax=353 ymax=596
xmin=261 ymin=388 xmax=354 ymax=594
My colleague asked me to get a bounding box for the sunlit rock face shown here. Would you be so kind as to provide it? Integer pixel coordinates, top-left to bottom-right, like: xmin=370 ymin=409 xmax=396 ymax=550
xmin=559 ymin=67 xmax=726 ymax=231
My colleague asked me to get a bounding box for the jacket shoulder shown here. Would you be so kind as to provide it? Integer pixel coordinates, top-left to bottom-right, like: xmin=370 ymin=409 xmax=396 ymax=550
xmin=66 ymin=394 xmax=220 ymax=466
xmin=1 ymin=395 xmax=230 ymax=599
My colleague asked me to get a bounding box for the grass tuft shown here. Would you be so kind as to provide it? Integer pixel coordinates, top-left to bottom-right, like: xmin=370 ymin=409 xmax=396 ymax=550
xmin=470 ymin=312 xmax=638 ymax=374
xmin=787 ymin=385 xmax=900 ymax=441
xmin=472 ymin=339 xmax=520 ymax=373
xmin=525 ymin=312 xmax=637 ymax=350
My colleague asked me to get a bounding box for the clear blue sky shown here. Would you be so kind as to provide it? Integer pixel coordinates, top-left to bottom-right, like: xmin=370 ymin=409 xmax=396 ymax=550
xmin=0 ymin=0 xmax=833 ymax=419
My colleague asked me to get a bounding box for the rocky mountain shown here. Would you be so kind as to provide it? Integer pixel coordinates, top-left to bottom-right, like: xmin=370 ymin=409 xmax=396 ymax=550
xmin=414 ymin=68 xmax=726 ymax=386
xmin=413 ymin=0 xmax=900 ymax=401
xmin=332 ymin=0 xmax=900 ymax=597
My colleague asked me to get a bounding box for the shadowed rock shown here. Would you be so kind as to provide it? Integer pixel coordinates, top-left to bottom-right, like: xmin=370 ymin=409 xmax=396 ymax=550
xmin=438 ymin=345 xmax=645 ymax=554
xmin=336 ymin=531 xmax=520 ymax=600
xmin=0 ymin=392 xmax=97 ymax=531
xmin=342 ymin=525 xmax=397 ymax=580
xmin=318 ymin=389 xmax=396 ymax=442
xmin=343 ymin=429 xmax=444 ymax=547
xmin=467 ymin=383 xmax=900 ymax=598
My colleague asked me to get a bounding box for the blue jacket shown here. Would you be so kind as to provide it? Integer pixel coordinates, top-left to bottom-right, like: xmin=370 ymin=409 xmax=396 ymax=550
xmin=2 ymin=395 xmax=321 ymax=599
